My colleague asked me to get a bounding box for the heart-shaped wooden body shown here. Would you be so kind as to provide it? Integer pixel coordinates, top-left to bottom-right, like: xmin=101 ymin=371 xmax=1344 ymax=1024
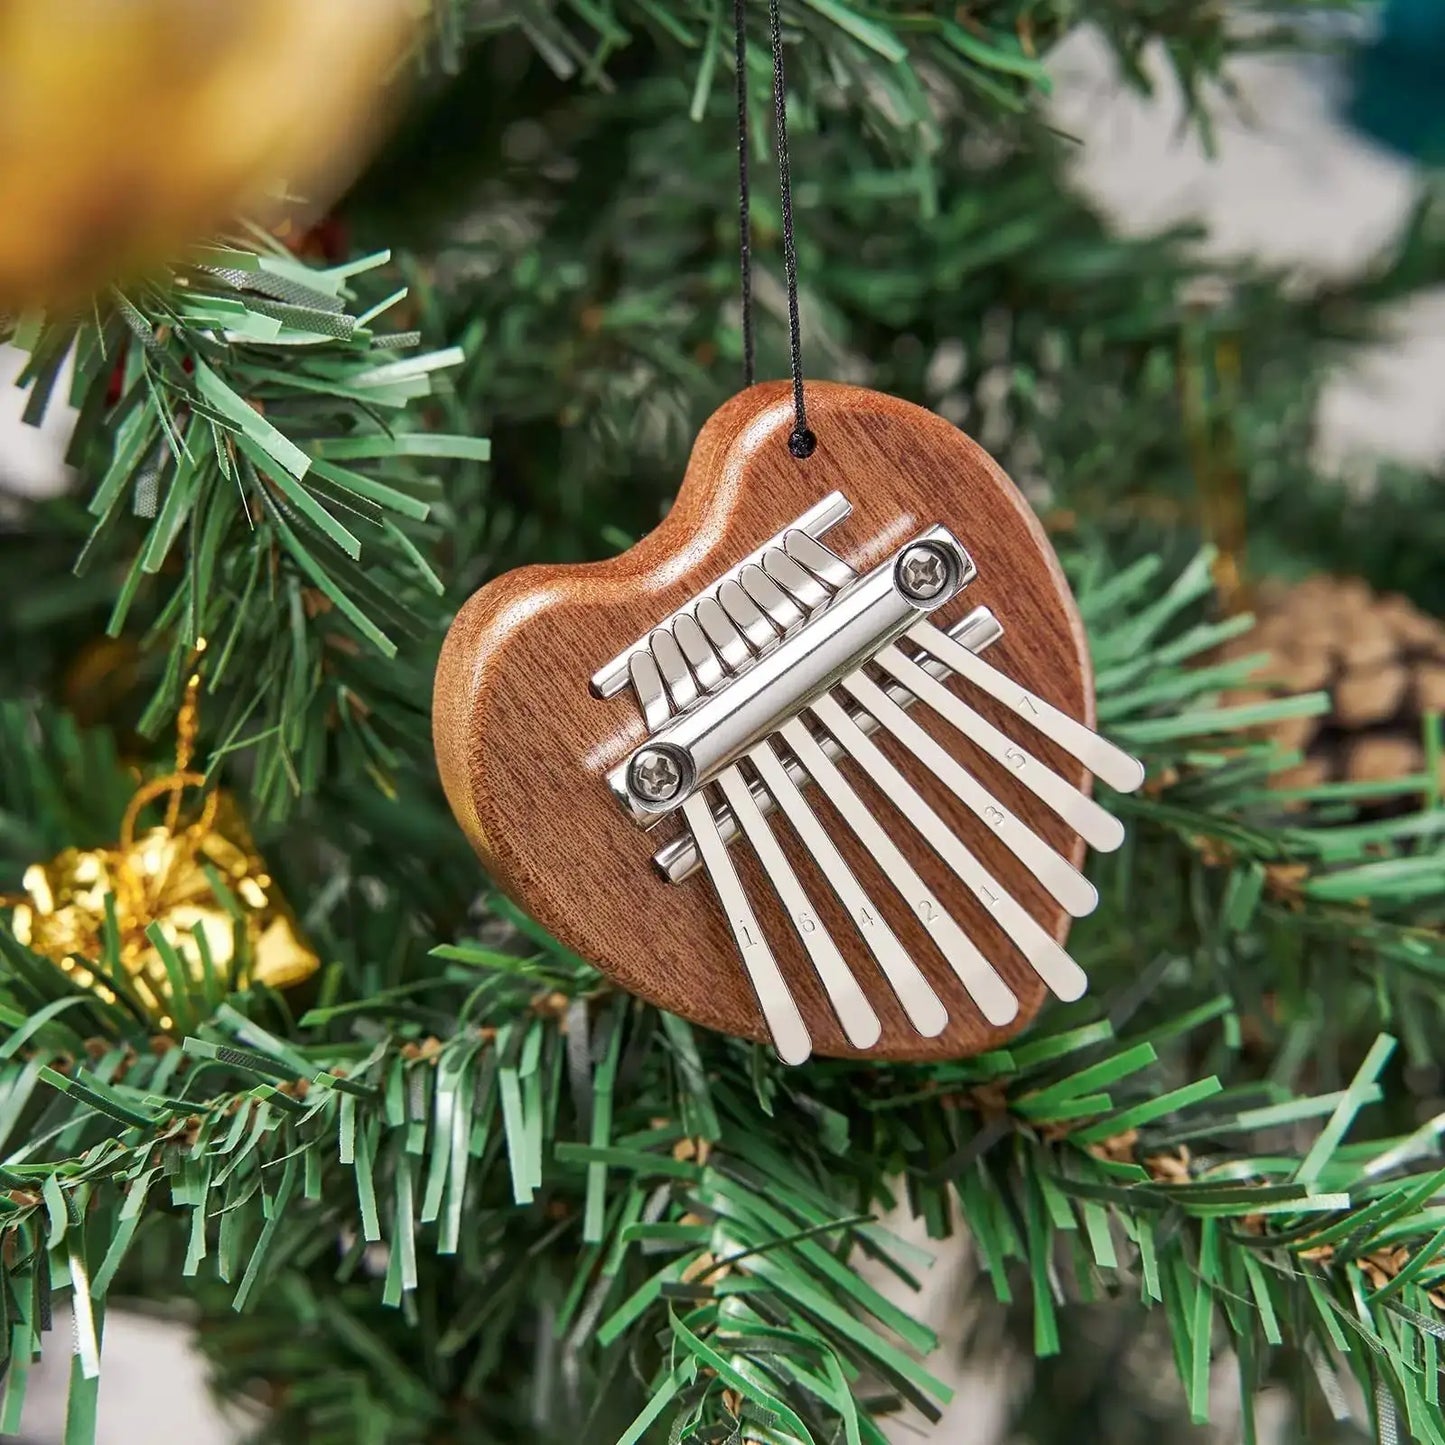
xmin=434 ymin=382 xmax=1093 ymax=1060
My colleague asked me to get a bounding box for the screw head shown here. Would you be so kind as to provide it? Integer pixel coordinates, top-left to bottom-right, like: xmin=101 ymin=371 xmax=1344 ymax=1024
xmin=629 ymin=746 xmax=685 ymax=803
xmin=896 ymin=544 xmax=951 ymax=602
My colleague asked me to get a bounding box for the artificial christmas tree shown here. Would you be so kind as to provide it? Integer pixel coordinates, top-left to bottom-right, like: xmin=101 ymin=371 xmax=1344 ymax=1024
xmin=2 ymin=4 xmax=1445 ymax=1444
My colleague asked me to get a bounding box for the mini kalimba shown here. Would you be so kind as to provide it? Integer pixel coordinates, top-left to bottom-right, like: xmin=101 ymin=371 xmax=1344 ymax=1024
xmin=435 ymin=382 xmax=1145 ymax=1062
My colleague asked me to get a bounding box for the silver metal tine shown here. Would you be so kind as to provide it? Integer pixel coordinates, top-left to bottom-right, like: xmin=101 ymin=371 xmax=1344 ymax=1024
xmin=762 ymin=548 xmax=832 ymax=614
xmin=631 ymin=649 xmax=811 ymax=1063
xmin=782 ymin=529 xmax=856 ymax=592
xmin=908 ymin=619 xmax=1147 ymax=794
xmin=628 ymin=651 xmax=671 ymax=731
xmin=684 ymin=792 xmax=813 ymax=1065
xmin=651 ymin=623 xmax=878 ymax=1050
xmin=838 ymin=671 xmax=1099 ymax=919
xmin=703 ymin=592 xmax=943 ymax=1039
xmin=779 ymin=717 xmax=1018 ymax=1026
xmin=651 ymin=628 xmax=698 ymax=710
xmin=727 ymin=548 xmax=1011 ymax=1031
xmin=810 ymin=692 xmax=1090 ymax=1003
xmin=715 ymin=768 xmax=882 ymax=1049
xmin=779 ymin=532 xmax=1127 ymax=847
xmin=872 ymin=643 xmax=1125 ymax=853
xmin=592 ymin=491 xmax=852 ymax=698
xmin=674 ymin=612 xmax=725 ymax=693
xmin=747 ymin=746 xmax=947 ymax=1038
xmin=696 ymin=595 xmax=752 ymax=675
xmin=717 ymin=579 xmax=779 ymax=655
xmin=739 ymin=564 xmax=806 ymax=633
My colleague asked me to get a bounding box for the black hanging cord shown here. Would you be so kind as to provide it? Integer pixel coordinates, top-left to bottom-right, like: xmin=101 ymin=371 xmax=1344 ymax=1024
xmin=733 ymin=0 xmax=815 ymax=458
xmin=733 ymin=0 xmax=755 ymax=387
xmin=768 ymin=0 xmax=813 ymax=457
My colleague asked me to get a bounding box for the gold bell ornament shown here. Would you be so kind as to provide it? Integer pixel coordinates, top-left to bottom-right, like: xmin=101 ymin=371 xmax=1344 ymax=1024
xmin=8 ymin=648 xmax=318 ymax=1027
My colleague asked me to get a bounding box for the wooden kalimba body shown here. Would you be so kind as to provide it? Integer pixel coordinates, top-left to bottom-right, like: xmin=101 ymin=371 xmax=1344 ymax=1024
xmin=435 ymin=383 xmax=1144 ymax=1062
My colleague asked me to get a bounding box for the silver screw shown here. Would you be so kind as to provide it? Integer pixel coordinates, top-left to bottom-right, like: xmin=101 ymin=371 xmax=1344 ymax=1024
xmin=629 ymin=746 xmax=684 ymax=803
xmin=896 ymin=544 xmax=950 ymax=602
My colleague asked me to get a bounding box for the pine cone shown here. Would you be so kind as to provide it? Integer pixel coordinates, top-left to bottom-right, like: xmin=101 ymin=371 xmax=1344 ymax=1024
xmin=1226 ymin=576 xmax=1445 ymax=799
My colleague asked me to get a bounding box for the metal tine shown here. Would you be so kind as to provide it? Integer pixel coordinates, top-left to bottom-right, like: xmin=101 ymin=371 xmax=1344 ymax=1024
xmin=704 ymin=594 xmax=947 ymax=1038
xmin=628 ymin=651 xmax=671 ymax=731
xmin=714 ymin=770 xmax=882 ymax=1049
xmin=746 ymin=749 xmax=947 ymax=1038
xmin=778 ymin=718 xmax=1017 ymax=1026
xmin=872 ymin=644 xmax=1125 ymax=853
xmin=685 ymin=793 xmax=812 ymax=1064
xmin=783 ymin=529 xmax=856 ymax=592
xmin=592 ymin=492 xmax=852 ymax=698
xmin=774 ymin=530 xmax=1128 ymax=850
xmin=673 ymin=612 xmax=725 ymax=694
xmin=697 ymin=595 xmax=752 ymax=675
xmin=739 ymin=563 xmax=807 ymax=633
xmin=652 ymin=622 xmax=881 ymax=1050
xmin=762 ymin=549 xmax=832 ymax=614
xmin=651 ymin=628 xmax=698 ymax=709
xmin=837 ymin=671 xmax=1099 ymax=919
xmin=809 ymin=692 xmax=1090 ymax=1003
xmin=755 ymin=535 xmax=1021 ymax=1022
xmin=908 ymin=619 xmax=1147 ymax=794
xmin=630 ymin=650 xmax=811 ymax=1064
xmin=716 ymin=579 xmax=778 ymax=655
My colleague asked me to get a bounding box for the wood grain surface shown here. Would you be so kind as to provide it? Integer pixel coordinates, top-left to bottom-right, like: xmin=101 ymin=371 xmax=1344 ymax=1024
xmin=434 ymin=382 xmax=1094 ymax=1060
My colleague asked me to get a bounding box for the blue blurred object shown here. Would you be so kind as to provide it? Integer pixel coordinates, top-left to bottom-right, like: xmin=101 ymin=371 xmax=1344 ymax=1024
xmin=1349 ymin=0 xmax=1445 ymax=163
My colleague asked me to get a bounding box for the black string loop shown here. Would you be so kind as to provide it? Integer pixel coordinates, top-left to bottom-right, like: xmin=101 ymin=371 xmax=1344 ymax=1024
xmin=734 ymin=0 xmax=814 ymax=458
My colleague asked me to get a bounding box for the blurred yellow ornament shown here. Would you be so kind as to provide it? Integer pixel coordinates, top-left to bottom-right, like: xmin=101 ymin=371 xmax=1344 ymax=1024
xmin=10 ymin=785 xmax=319 ymax=1024
xmin=0 ymin=0 xmax=416 ymax=306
